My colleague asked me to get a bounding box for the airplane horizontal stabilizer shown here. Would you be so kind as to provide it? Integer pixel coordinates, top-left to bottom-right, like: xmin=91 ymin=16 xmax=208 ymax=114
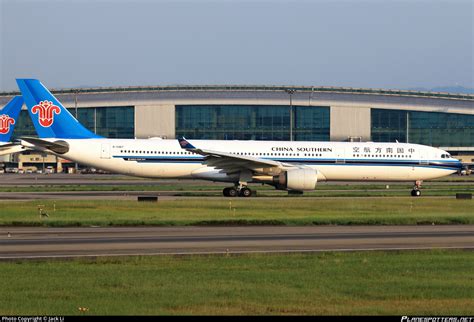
xmin=0 ymin=143 xmax=26 ymax=156
xmin=20 ymin=137 xmax=69 ymax=154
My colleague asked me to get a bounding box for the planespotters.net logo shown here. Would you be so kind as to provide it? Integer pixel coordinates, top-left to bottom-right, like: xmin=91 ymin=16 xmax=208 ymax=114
xmin=402 ymin=317 xmax=473 ymax=322
xmin=0 ymin=114 xmax=15 ymax=134
xmin=31 ymin=100 xmax=61 ymax=127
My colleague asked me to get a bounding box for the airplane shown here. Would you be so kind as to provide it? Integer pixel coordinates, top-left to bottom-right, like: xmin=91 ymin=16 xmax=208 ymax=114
xmin=0 ymin=96 xmax=26 ymax=156
xmin=17 ymin=78 xmax=463 ymax=197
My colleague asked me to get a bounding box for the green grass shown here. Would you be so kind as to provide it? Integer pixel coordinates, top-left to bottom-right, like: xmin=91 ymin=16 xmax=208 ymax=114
xmin=0 ymin=197 xmax=473 ymax=226
xmin=0 ymin=250 xmax=472 ymax=315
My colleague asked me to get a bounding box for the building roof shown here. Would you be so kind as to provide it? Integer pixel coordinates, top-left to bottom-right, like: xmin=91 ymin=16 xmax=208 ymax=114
xmin=2 ymin=85 xmax=473 ymax=101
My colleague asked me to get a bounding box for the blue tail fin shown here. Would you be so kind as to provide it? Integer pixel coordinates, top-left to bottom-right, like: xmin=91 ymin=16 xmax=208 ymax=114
xmin=16 ymin=79 xmax=101 ymax=139
xmin=0 ymin=96 xmax=23 ymax=143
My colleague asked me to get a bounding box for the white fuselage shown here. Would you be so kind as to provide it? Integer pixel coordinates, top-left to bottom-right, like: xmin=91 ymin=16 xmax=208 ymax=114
xmin=27 ymin=138 xmax=461 ymax=184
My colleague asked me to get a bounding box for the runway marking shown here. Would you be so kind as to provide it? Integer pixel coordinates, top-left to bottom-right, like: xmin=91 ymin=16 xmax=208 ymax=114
xmin=1 ymin=230 xmax=473 ymax=246
xmin=1 ymin=226 xmax=472 ymax=260
xmin=1 ymin=246 xmax=473 ymax=260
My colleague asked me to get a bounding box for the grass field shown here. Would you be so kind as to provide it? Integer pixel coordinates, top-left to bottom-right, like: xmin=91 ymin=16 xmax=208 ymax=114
xmin=0 ymin=250 xmax=472 ymax=315
xmin=0 ymin=197 xmax=472 ymax=226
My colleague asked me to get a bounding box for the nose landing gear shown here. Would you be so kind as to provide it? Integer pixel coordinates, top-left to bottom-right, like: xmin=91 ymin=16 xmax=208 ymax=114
xmin=411 ymin=180 xmax=422 ymax=197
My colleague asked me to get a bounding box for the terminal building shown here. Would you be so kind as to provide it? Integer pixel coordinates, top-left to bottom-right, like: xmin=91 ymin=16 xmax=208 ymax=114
xmin=0 ymin=85 xmax=473 ymax=171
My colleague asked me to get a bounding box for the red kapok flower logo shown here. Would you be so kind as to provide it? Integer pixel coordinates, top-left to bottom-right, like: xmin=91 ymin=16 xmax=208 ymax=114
xmin=0 ymin=114 xmax=15 ymax=134
xmin=31 ymin=100 xmax=61 ymax=127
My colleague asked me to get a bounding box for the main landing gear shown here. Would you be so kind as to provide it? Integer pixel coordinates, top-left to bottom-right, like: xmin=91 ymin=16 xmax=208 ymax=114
xmin=411 ymin=180 xmax=422 ymax=197
xmin=224 ymin=171 xmax=254 ymax=197
xmin=223 ymin=186 xmax=253 ymax=197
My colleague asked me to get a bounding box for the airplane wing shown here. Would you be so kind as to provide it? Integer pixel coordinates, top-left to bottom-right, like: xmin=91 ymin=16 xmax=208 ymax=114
xmin=178 ymin=137 xmax=295 ymax=175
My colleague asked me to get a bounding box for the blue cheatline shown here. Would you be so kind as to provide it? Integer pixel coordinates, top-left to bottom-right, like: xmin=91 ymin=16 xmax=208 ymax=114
xmin=112 ymin=155 xmax=462 ymax=170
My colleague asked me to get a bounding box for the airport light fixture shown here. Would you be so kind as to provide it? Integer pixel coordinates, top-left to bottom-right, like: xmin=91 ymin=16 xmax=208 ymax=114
xmin=74 ymin=90 xmax=78 ymax=118
xmin=74 ymin=90 xmax=79 ymax=173
xmin=285 ymin=89 xmax=296 ymax=141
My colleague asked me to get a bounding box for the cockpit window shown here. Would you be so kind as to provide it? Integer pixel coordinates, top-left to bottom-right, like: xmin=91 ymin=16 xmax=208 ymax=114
xmin=441 ymin=154 xmax=451 ymax=159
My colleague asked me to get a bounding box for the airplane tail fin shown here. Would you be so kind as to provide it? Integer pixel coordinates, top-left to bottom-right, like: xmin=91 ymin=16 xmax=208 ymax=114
xmin=0 ymin=96 xmax=23 ymax=143
xmin=16 ymin=79 xmax=101 ymax=139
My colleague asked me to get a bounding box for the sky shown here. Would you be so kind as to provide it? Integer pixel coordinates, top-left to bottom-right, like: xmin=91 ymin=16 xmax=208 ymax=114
xmin=0 ymin=0 xmax=472 ymax=92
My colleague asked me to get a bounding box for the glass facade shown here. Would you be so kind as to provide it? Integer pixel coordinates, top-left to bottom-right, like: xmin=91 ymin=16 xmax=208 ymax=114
xmin=176 ymin=105 xmax=330 ymax=141
xmin=371 ymin=109 xmax=407 ymax=143
xmin=294 ymin=106 xmax=330 ymax=141
xmin=11 ymin=104 xmax=472 ymax=147
xmin=372 ymin=109 xmax=474 ymax=147
xmin=72 ymin=108 xmax=95 ymax=133
xmin=11 ymin=110 xmax=37 ymax=140
xmin=95 ymin=107 xmax=134 ymax=138
xmin=70 ymin=107 xmax=135 ymax=138
xmin=12 ymin=107 xmax=134 ymax=139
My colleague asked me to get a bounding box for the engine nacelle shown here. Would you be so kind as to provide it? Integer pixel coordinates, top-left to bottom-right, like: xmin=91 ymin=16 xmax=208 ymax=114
xmin=275 ymin=168 xmax=318 ymax=191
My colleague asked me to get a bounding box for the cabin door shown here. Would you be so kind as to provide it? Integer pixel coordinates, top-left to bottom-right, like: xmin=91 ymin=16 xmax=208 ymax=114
xmin=335 ymin=147 xmax=345 ymax=164
xmin=419 ymin=151 xmax=429 ymax=165
xmin=101 ymin=143 xmax=111 ymax=159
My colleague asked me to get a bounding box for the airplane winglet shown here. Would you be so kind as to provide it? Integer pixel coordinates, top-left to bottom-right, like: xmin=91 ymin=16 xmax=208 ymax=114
xmin=178 ymin=137 xmax=196 ymax=149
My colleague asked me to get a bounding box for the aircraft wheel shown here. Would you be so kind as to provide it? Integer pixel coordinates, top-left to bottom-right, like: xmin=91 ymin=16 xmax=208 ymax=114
xmin=240 ymin=187 xmax=252 ymax=197
xmin=411 ymin=189 xmax=421 ymax=197
xmin=227 ymin=187 xmax=239 ymax=197
xmin=223 ymin=188 xmax=230 ymax=197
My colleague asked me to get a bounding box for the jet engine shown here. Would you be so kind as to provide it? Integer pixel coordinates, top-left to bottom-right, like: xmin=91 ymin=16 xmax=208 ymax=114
xmin=274 ymin=168 xmax=318 ymax=191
